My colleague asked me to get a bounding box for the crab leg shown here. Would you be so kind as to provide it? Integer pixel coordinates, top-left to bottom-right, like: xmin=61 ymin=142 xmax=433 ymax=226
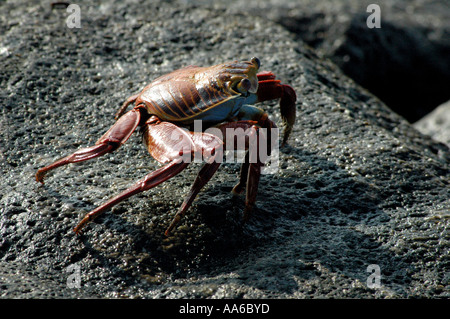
xmin=115 ymin=93 xmax=140 ymax=120
xmin=165 ymin=120 xmax=270 ymax=235
xmin=231 ymin=151 xmax=249 ymax=196
xmin=164 ymin=128 xmax=225 ymax=235
xmin=73 ymin=117 xmax=198 ymax=234
xmin=225 ymin=108 xmax=277 ymax=198
xmin=165 ymin=160 xmax=221 ymax=235
xmin=222 ymin=120 xmax=270 ymax=221
xmin=73 ymin=159 xmax=189 ymax=234
xmin=256 ymin=71 xmax=296 ymax=146
xmin=36 ymin=107 xmax=142 ymax=183
xmin=242 ymin=124 xmax=267 ymax=221
xmin=222 ymin=120 xmax=268 ymax=221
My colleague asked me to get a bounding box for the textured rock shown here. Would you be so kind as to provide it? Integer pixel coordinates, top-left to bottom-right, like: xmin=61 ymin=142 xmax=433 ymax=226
xmin=414 ymin=100 xmax=450 ymax=148
xmin=220 ymin=0 xmax=450 ymax=122
xmin=0 ymin=0 xmax=449 ymax=299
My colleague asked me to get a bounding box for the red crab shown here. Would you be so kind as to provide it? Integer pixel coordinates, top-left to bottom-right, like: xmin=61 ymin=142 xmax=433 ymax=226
xmin=36 ymin=57 xmax=296 ymax=236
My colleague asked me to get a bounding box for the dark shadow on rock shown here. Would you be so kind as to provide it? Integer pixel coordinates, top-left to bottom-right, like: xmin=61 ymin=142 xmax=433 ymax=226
xmin=335 ymin=15 xmax=450 ymax=122
xmin=52 ymin=143 xmax=416 ymax=296
xmin=278 ymin=12 xmax=450 ymax=123
xmin=188 ymin=146 xmax=415 ymax=296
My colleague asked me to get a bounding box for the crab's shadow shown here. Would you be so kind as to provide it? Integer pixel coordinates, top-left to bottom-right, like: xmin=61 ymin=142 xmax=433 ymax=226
xmin=62 ymin=142 xmax=412 ymax=295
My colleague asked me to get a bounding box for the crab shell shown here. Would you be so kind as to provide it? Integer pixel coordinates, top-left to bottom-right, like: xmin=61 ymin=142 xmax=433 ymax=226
xmin=136 ymin=57 xmax=261 ymax=125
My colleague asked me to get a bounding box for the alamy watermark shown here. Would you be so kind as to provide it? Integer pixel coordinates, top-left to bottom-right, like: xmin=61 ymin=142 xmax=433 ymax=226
xmin=66 ymin=4 xmax=81 ymax=29
xmin=366 ymin=264 xmax=382 ymax=289
xmin=64 ymin=4 xmax=381 ymax=29
xmin=66 ymin=263 xmax=81 ymax=288
xmin=366 ymin=4 xmax=381 ymax=29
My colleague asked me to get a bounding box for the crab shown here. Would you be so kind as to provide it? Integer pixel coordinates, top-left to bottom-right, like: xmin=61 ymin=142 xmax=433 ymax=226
xmin=36 ymin=57 xmax=296 ymax=236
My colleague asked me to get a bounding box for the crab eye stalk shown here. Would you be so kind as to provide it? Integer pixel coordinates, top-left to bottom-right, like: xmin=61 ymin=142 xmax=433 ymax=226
xmin=236 ymin=78 xmax=252 ymax=94
xmin=251 ymin=57 xmax=260 ymax=69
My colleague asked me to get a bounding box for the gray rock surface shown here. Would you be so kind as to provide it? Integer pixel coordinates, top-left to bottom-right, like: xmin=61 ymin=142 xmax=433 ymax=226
xmin=1 ymin=0 xmax=449 ymax=299
xmin=214 ymin=0 xmax=450 ymax=122
xmin=414 ymin=100 xmax=450 ymax=148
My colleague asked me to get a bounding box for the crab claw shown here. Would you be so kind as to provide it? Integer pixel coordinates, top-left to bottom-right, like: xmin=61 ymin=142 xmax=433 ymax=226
xmin=256 ymin=71 xmax=297 ymax=146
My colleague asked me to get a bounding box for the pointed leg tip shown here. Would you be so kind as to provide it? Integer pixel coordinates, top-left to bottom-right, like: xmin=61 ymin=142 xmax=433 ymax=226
xmin=231 ymin=184 xmax=244 ymax=196
xmin=73 ymin=225 xmax=85 ymax=236
xmin=35 ymin=171 xmax=45 ymax=184
xmin=165 ymin=215 xmax=181 ymax=236
xmin=164 ymin=223 xmax=176 ymax=237
xmin=73 ymin=218 xmax=89 ymax=235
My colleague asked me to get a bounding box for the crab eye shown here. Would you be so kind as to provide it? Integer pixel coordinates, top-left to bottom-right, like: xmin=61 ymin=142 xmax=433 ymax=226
xmin=236 ymin=78 xmax=252 ymax=94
